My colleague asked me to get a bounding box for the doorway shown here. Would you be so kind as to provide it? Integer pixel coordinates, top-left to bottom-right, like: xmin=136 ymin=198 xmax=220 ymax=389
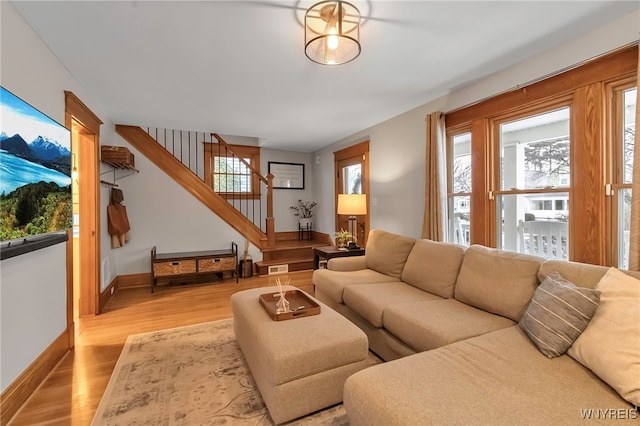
xmin=65 ymin=91 xmax=102 ymax=341
xmin=334 ymin=141 xmax=370 ymax=246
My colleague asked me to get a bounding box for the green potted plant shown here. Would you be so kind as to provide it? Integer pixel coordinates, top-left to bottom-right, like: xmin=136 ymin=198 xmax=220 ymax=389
xmin=290 ymin=199 xmax=317 ymax=228
xmin=334 ymin=228 xmax=353 ymax=249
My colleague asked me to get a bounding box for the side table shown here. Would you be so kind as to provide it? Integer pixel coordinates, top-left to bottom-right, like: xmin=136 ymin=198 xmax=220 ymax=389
xmin=313 ymin=246 xmax=365 ymax=269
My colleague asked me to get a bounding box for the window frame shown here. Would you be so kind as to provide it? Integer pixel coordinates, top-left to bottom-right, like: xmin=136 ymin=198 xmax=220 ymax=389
xmin=203 ymin=143 xmax=261 ymax=200
xmin=445 ymin=45 xmax=637 ymax=265
xmin=446 ymin=128 xmax=473 ymax=245
xmin=490 ymin=100 xmax=572 ymax=258
xmin=606 ymin=77 xmax=637 ymax=267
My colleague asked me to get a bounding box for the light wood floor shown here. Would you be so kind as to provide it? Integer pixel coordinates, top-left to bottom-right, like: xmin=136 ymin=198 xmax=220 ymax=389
xmin=8 ymin=271 xmax=314 ymax=426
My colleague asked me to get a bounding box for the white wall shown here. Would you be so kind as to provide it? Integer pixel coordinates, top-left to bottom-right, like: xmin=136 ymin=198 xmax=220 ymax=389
xmin=312 ymin=10 xmax=640 ymax=239
xmin=0 ymin=244 xmax=67 ymax=392
xmin=108 ymin=134 xmax=314 ymax=275
xmin=109 ymin=135 xmax=247 ymax=275
xmin=261 ymin=149 xmax=314 ymax=232
xmin=0 ymin=1 xmax=114 ymax=389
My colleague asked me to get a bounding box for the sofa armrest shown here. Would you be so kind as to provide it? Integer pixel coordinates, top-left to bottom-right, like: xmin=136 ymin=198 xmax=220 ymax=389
xmin=328 ymin=256 xmax=367 ymax=271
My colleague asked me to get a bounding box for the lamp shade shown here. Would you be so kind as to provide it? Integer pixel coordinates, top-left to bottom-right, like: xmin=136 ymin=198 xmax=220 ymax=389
xmin=337 ymin=194 xmax=367 ymax=215
xmin=305 ymin=1 xmax=361 ymax=65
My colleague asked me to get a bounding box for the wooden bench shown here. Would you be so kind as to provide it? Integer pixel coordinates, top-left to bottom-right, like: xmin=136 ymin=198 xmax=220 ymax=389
xmin=150 ymin=243 xmax=238 ymax=292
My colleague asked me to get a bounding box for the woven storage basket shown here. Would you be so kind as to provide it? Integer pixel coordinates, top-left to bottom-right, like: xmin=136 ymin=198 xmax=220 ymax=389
xmin=101 ymin=145 xmax=135 ymax=168
xmin=199 ymin=257 xmax=236 ymax=272
xmin=153 ymin=260 xmax=196 ymax=276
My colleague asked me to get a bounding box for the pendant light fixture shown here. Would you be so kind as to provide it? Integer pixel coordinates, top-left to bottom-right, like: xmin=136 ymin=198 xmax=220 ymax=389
xmin=305 ymin=1 xmax=361 ymax=65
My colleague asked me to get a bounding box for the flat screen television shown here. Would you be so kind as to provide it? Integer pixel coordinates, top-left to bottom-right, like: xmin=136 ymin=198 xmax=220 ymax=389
xmin=0 ymin=86 xmax=72 ymax=243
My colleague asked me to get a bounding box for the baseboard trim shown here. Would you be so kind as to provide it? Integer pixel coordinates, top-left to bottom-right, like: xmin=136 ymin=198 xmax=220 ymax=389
xmin=98 ymin=276 xmax=119 ymax=313
xmin=0 ymin=327 xmax=71 ymax=425
xmin=118 ymin=272 xmax=152 ymax=288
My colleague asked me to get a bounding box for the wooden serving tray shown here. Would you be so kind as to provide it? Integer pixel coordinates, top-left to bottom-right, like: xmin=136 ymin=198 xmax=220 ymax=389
xmin=259 ymin=290 xmax=321 ymax=321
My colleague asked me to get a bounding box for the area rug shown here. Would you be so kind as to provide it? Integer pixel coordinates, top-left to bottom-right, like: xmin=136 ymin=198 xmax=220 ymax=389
xmin=92 ymin=318 xmax=379 ymax=425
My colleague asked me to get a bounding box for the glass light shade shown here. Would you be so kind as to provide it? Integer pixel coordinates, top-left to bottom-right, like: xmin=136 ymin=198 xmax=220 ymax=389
xmin=337 ymin=193 xmax=367 ymax=215
xmin=305 ymin=1 xmax=361 ymax=65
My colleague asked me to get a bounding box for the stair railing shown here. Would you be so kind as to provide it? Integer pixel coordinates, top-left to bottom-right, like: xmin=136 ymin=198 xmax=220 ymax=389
xmin=143 ymin=127 xmax=275 ymax=246
xmin=210 ymin=133 xmax=275 ymax=244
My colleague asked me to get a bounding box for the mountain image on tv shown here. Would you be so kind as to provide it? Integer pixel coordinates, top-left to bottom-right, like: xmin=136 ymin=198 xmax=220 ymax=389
xmin=1 ymin=87 xmax=72 ymax=241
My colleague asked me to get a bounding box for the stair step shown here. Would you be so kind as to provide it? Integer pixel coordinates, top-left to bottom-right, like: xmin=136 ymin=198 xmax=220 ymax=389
xmin=256 ymin=233 xmax=333 ymax=275
xmin=255 ymin=258 xmax=315 ymax=276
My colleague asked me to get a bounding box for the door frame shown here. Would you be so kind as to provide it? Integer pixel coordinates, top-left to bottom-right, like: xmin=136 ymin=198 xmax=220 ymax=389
xmin=65 ymin=91 xmax=102 ymax=333
xmin=334 ymin=141 xmax=370 ymax=246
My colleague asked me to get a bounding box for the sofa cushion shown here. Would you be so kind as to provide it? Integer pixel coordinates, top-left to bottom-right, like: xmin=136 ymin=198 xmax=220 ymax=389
xmin=365 ymin=230 xmax=416 ymax=279
xmin=343 ymin=282 xmax=442 ymax=328
xmin=401 ymin=239 xmax=465 ymax=298
xmin=539 ymin=260 xmax=610 ymax=289
xmin=540 ymin=260 xmax=640 ymax=288
xmin=519 ymin=271 xmax=600 ymax=358
xmin=312 ymin=268 xmax=399 ymax=304
xmin=327 ymin=255 xmax=366 ymax=271
xmin=383 ymin=299 xmax=514 ymax=351
xmin=454 ymin=245 xmax=543 ymax=321
xmin=568 ymin=267 xmax=640 ymax=407
xmin=344 ymin=326 xmax=635 ymax=426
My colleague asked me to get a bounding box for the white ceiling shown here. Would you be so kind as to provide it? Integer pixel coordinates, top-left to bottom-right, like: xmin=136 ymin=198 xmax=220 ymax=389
xmin=10 ymin=1 xmax=639 ymax=152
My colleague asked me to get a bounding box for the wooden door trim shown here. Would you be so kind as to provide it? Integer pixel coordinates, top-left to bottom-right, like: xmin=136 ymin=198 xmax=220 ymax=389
xmin=64 ymin=91 xmax=103 ymax=132
xmin=65 ymin=92 xmax=101 ymax=320
xmin=334 ymin=142 xmax=370 ymax=246
xmin=334 ymin=141 xmax=369 ymax=161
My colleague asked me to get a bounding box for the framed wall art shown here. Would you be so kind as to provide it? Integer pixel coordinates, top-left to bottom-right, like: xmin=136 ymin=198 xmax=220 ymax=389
xmin=268 ymin=162 xmax=305 ymax=189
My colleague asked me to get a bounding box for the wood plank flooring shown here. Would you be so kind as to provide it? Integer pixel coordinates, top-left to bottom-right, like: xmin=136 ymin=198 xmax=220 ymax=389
xmin=8 ymin=271 xmax=314 ymax=426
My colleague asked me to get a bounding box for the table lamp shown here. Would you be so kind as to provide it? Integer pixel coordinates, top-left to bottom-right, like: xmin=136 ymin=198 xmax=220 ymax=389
xmin=337 ymin=194 xmax=367 ymax=249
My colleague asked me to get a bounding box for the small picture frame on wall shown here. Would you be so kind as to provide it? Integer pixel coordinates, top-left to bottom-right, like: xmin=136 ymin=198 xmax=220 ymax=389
xmin=268 ymin=162 xmax=305 ymax=189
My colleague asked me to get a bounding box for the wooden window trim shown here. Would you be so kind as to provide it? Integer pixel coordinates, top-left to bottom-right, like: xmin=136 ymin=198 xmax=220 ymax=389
xmin=446 ymin=127 xmax=472 ymax=195
xmin=445 ymin=45 xmax=637 ymax=265
xmin=447 ymin=129 xmax=473 ymax=245
xmin=606 ymin=77 xmax=637 ymax=185
xmin=491 ymin=97 xmax=573 ymax=195
xmin=605 ymin=77 xmax=637 ymax=266
xmin=203 ymin=143 xmax=261 ymax=199
xmin=446 ymin=46 xmax=637 ymax=128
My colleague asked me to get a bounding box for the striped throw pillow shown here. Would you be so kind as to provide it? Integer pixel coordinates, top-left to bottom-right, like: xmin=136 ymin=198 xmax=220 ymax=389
xmin=519 ymin=271 xmax=600 ymax=359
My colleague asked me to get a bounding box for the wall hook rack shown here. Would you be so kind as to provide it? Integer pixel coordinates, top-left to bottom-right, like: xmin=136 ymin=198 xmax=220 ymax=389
xmin=100 ymin=163 xmax=139 ymax=187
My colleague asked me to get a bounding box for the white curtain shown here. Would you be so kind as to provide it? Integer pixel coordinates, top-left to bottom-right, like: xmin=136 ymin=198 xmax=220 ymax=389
xmin=422 ymin=111 xmax=448 ymax=241
xmin=628 ymin=45 xmax=640 ymax=270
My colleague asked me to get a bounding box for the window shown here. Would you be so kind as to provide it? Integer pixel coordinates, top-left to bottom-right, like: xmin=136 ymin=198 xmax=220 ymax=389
xmin=342 ymin=163 xmax=362 ymax=194
xmin=610 ymin=83 xmax=636 ymax=268
xmin=203 ymin=144 xmax=261 ymax=198
xmin=445 ymin=46 xmax=636 ymax=266
xmin=495 ymin=106 xmax=570 ymax=260
xmin=447 ymin=131 xmax=471 ymax=245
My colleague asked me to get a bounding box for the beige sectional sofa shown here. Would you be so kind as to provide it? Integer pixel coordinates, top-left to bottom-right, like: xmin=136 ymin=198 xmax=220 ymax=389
xmin=312 ymin=229 xmax=639 ymax=424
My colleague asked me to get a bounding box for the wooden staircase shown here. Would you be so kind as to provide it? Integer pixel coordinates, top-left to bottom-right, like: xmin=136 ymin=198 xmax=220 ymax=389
xmin=115 ymin=124 xmax=334 ymax=273
xmin=115 ymin=125 xmax=274 ymax=250
xmin=255 ymin=232 xmax=332 ymax=275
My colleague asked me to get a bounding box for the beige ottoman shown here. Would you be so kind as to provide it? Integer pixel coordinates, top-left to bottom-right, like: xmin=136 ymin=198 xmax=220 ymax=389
xmin=231 ymin=285 xmax=370 ymax=424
